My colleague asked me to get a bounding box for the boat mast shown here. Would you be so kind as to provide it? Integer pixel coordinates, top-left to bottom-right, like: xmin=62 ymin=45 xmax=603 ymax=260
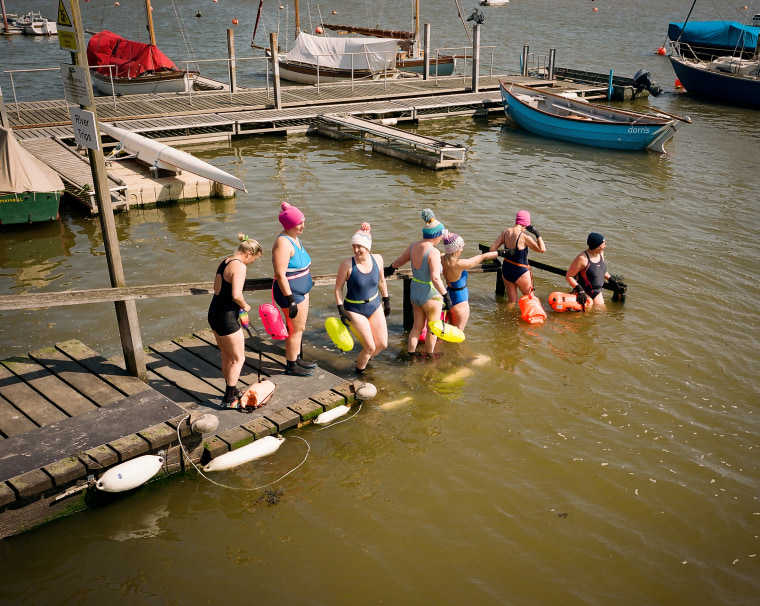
xmin=414 ymin=0 xmax=420 ymax=57
xmin=294 ymin=0 xmax=300 ymax=38
xmin=1 ymin=0 xmax=10 ymax=35
xmin=145 ymin=0 xmax=157 ymax=46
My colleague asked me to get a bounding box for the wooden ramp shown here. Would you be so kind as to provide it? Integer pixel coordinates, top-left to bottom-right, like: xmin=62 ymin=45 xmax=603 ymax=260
xmin=19 ymin=137 xmax=128 ymax=213
xmin=314 ymin=113 xmax=466 ymax=169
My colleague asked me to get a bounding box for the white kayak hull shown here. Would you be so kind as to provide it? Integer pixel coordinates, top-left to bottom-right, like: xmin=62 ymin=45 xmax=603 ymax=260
xmin=98 ymin=123 xmax=246 ymax=192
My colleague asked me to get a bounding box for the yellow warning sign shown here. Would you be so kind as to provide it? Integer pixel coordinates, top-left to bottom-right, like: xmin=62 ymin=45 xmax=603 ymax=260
xmin=57 ymin=0 xmax=73 ymax=28
xmin=59 ymin=30 xmax=78 ymax=52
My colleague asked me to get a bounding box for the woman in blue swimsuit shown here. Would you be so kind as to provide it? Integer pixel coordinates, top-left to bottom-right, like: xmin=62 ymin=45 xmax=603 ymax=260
xmin=441 ymin=232 xmax=498 ymax=331
xmin=334 ymin=223 xmax=390 ymax=373
xmin=566 ymin=232 xmax=612 ymax=309
xmin=489 ymin=210 xmax=546 ymax=303
xmin=272 ymin=202 xmax=317 ymax=377
xmin=387 ymin=209 xmax=452 ymax=357
xmin=208 ymin=233 xmax=262 ymax=407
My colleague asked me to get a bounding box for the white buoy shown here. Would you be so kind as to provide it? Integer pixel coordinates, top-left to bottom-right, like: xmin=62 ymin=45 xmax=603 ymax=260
xmin=191 ymin=413 xmax=219 ymax=434
xmin=315 ymin=405 xmax=350 ymax=425
xmin=203 ymin=436 xmax=285 ymax=472
xmin=96 ymin=455 xmax=164 ymax=492
xmin=355 ymin=382 xmax=377 ymax=400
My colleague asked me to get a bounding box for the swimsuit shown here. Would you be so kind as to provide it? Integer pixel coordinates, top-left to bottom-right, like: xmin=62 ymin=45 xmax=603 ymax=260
xmin=344 ymin=256 xmax=381 ymax=317
xmin=273 ymin=235 xmax=313 ymax=307
xmin=207 ymin=258 xmax=243 ymax=336
xmin=410 ymin=247 xmax=440 ymax=307
xmin=447 ymin=270 xmax=469 ymax=306
xmin=578 ymin=251 xmax=606 ymax=298
xmin=501 ymin=232 xmax=530 ymax=283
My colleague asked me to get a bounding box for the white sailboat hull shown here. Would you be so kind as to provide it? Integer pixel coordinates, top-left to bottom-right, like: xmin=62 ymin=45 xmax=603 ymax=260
xmin=91 ymin=71 xmax=194 ymax=97
xmin=98 ymin=123 xmax=247 ymax=192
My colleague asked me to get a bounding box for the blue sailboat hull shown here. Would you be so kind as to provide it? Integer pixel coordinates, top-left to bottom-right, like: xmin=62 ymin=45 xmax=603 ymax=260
xmin=669 ymin=55 xmax=760 ymax=107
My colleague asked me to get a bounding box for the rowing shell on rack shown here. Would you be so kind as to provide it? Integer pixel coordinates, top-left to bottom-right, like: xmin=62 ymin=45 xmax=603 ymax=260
xmin=98 ymin=122 xmax=247 ymax=192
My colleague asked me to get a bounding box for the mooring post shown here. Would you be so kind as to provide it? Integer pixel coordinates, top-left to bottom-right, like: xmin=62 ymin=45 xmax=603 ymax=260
xmin=471 ymin=23 xmax=480 ymax=92
xmin=0 ymin=85 xmax=8 ymax=129
xmin=270 ymin=32 xmax=282 ymax=109
xmin=521 ymin=43 xmax=529 ymax=77
xmin=423 ymin=23 xmax=431 ymax=80
xmin=403 ymin=277 xmax=413 ymax=331
xmin=227 ymin=28 xmax=237 ymax=93
xmin=548 ymin=47 xmax=556 ymax=80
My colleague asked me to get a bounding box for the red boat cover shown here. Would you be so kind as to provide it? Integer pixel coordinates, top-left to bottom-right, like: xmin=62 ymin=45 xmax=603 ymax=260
xmin=86 ymin=31 xmax=179 ymax=78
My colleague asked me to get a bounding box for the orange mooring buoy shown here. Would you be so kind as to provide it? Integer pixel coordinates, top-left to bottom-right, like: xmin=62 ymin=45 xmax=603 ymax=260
xmin=232 ymin=17 xmax=239 ymax=25
xmin=592 ymin=7 xmax=598 ymax=12
xmin=657 ymin=47 xmax=666 ymax=55
xmin=675 ymin=78 xmax=683 ymax=88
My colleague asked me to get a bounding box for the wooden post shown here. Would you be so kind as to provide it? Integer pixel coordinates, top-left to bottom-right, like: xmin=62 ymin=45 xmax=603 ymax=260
xmin=521 ymin=43 xmax=529 ymax=76
xmin=471 ymin=23 xmax=480 ymax=93
xmin=270 ymin=32 xmax=282 ymax=109
xmin=68 ymin=0 xmax=147 ymax=382
xmin=402 ymin=277 xmax=413 ymax=331
xmin=227 ymin=28 xmax=237 ymax=93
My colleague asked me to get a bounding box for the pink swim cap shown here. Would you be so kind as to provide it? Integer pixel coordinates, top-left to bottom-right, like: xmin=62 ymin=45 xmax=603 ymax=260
xmin=279 ymin=202 xmax=305 ymax=230
xmin=515 ymin=210 xmax=531 ymax=226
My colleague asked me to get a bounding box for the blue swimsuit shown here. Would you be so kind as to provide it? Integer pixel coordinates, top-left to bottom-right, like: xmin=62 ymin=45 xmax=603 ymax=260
xmin=273 ymin=235 xmax=313 ymax=307
xmin=410 ymin=248 xmax=440 ymax=307
xmin=447 ymin=270 xmax=469 ymax=306
xmin=344 ymin=256 xmax=381 ymax=317
xmin=501 ymin=232 xmax=530 ymax=283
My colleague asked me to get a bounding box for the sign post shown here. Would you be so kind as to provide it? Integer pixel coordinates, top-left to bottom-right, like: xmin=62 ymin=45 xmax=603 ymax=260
xmin=61 ymin=0 xmax=147 ymax=382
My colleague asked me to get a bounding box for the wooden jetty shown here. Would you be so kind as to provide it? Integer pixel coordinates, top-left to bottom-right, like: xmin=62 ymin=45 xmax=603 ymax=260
xmin=3 ymin=74 xmax=610 ymax=214
xmin=0 ymin=330 xmax=359 ymax=539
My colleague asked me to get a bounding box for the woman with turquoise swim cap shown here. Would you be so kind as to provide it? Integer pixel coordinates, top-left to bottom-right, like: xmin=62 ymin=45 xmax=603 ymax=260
xmin=386 ymin=209 xmax=452 ymax=358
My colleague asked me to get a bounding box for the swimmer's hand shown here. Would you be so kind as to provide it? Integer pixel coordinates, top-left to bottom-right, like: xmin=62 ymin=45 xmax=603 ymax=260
xmin=337 ymin=304 xmax=351 ymax=326
xmin=526 ymin=225 xmax=541 ymax=239
xmin=572 ymin=285 xmax=588 ymax=307
xmin=442 ymin=292 xmax=453 ymax=311
xmin=384 ymin=265 xmax=397 ymax=277
xmin=382 ymin=296 xmax=391 ymax=317
xmin=286 ymin=294 xmax=298 ymax=318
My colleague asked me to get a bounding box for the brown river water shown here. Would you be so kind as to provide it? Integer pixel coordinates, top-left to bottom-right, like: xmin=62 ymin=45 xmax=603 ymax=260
xmin=1 ymin=0 xmax=759 ymax=604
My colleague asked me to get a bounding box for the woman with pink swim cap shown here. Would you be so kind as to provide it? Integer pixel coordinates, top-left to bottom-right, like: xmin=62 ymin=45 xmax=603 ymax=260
xmin=488 ymin=210 xmax=546 ymax=303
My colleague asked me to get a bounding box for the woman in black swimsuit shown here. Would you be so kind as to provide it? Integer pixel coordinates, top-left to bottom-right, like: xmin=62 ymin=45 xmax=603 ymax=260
xmin=208 ymin=233 xmax=263 ymax=407
xmin=566 ymin=232 xmax=612 ymax=309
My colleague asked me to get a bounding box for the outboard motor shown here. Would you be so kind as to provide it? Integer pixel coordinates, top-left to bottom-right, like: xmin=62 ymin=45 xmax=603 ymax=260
xmin=633 ymin=68 xmax=663 ymax=97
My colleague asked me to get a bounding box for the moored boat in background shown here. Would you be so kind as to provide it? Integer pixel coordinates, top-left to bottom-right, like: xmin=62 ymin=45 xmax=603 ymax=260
xmin=499 ymin=80 xmax=691 ymax=153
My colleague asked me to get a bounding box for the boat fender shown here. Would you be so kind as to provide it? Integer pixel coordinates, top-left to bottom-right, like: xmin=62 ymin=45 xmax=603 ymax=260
xmin=96 ymin=455 xmax=164 ymax=492
xmin=203 ymin=436 xmax=285 ymax=471
xmin=427 ymin=320 xmax=466 ymax=343
xmin=259 ymin=303 xmax=288 ymax=340
xmin=356 ymin=382 xmax=378 ymax=400
xmin=240 ymin=380 xmax=277 ymax=411
xmin=548 ymin=291 xmax=590 ymax=312
xmin=191 ymin=413 xmax=220 ymax=434
xmin=325 ymin=317 xmax=354 ymax=351
xmin=316 ymin=404 xmax=350 ymax=425
xmin=519 ymin=294 xmax=547 ymax=324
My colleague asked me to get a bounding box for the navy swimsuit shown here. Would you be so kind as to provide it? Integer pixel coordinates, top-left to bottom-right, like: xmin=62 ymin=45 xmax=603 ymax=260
xmin=501 ymin=232 xmax=530 ymax=282
xmin=344 ymin=256 xmax=381 ymax=318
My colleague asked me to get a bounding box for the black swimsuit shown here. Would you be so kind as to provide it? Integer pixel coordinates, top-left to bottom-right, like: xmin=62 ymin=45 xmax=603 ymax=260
xmin=207 ymin=258 xmax=243 ymax=336
xmin=578 ymin=252 xmax=606 ymax=298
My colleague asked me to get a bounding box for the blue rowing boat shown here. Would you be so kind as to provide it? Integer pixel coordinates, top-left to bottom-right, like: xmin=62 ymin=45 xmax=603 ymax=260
xmin=499 ymin=81 xmax=691 ymax=153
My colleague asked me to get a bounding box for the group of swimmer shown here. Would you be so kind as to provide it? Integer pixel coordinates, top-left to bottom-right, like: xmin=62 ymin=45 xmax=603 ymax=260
xmin=207 ymin=201 xmax=617 ymax=408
